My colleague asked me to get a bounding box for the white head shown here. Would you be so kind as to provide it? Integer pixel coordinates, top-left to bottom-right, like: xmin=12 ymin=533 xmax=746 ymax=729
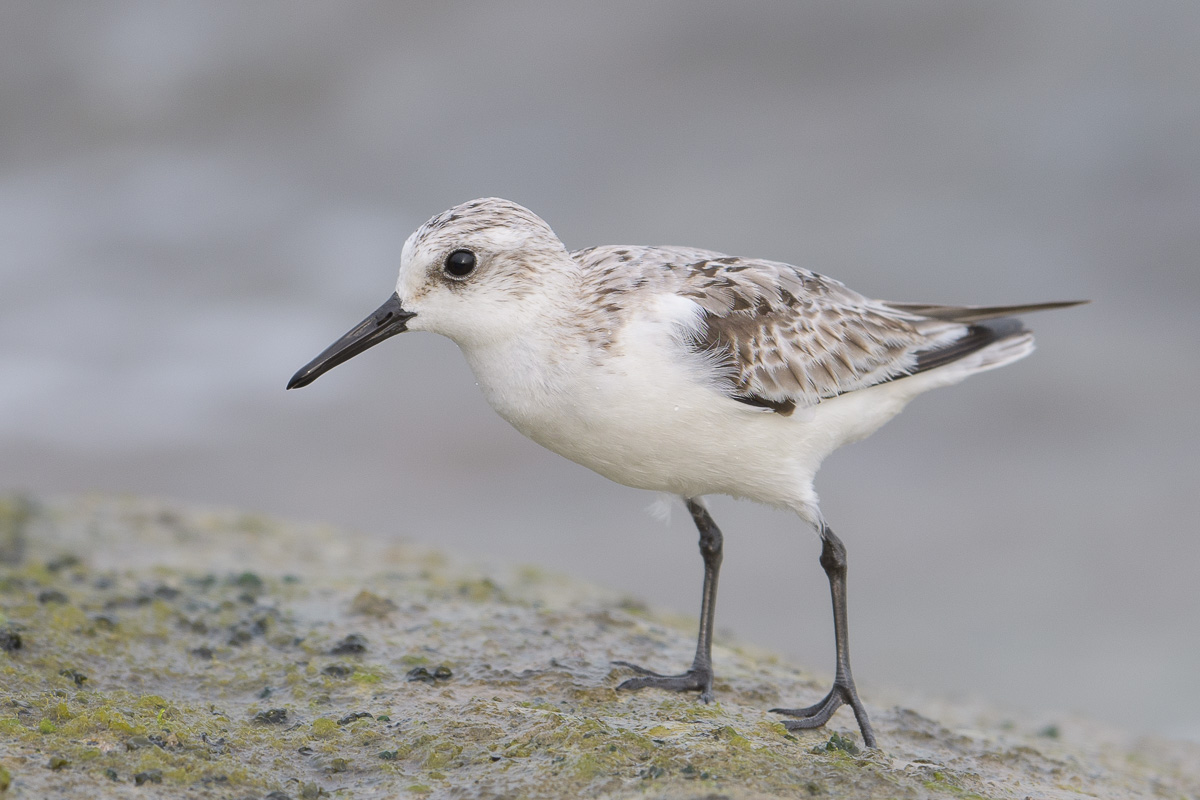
xmin=395 ymin=197 xmax=575 ymax=348
xmin=288 ymin=198 xmax=574 ymax=389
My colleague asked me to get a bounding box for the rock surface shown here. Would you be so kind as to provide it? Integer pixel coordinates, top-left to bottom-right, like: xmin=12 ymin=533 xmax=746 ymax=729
xmin=0 ymin=493 xmax=1196 ymax=799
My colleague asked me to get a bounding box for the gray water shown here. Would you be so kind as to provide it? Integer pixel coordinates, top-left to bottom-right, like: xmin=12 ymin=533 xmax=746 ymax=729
xmin=2 ymin=2 xmax=1198 ymax=740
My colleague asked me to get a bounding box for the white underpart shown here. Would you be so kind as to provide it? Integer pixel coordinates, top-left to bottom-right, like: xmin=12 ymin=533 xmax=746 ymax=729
xmin=457 ymin=284 xmax=1024 ymax=529
xmin=647 ymin=493 xmax=676 ymax=524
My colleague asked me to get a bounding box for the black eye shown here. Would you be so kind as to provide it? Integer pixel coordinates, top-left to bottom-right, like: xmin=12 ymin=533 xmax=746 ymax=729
xmin=444 ymin=249 xmax=476 ymax=278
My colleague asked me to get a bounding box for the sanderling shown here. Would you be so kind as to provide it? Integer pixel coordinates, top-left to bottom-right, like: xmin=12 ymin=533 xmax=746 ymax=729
xmin=289 ymin=197 xmax=1083 ymax=748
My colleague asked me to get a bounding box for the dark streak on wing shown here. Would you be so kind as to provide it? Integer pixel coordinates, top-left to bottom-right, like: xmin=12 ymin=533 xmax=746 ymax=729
xmin=892 ymin=299 xmax=1087 ymax=379
xmin=732 ymin=394 xmax=798 ymax=416
xmin=908 ymin=318 xmax=1024 ymax=374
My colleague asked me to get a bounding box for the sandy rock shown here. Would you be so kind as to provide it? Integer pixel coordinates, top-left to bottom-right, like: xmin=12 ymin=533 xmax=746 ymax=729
xmin=0 ymin=493 xmax=1195 ymax=799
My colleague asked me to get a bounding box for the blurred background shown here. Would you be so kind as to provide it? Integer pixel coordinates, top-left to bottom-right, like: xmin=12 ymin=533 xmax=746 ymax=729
xmin=2 ymin=2 xmax=1197 ymax=740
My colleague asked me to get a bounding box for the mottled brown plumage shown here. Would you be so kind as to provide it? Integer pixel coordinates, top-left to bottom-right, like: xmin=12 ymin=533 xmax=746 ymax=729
xmin=572 ymin=245 xmax=1062 ymax=414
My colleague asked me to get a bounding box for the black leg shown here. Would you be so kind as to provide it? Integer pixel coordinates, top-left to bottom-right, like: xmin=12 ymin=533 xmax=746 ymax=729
xmin=771 ymin=523 xmax=877 ymax=749
xmin=614 ymin=497 xmax=723 ymax=702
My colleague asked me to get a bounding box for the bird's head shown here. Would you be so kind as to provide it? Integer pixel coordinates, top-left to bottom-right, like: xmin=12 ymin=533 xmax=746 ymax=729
xmin=288 ymin=197 xmax=572 ymax=390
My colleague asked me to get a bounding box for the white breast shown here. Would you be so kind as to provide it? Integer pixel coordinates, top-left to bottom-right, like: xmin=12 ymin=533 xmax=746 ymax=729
xmin=458 ymin=292 xmax=925 ymax=518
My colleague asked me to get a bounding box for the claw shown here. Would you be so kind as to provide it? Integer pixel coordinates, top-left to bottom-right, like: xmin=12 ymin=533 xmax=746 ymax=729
xmin=610 ymin=660 xmax=662 ymax=677
xmin=613 ymin=662 xmax=713 ymax=701
xmin=770 ymin=687 xmax=836 ymax=719
xmin=771 ymin=682 xmax=876 ymax=749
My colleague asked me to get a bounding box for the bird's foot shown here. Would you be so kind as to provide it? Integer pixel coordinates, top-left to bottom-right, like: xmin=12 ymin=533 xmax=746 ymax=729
xmin=771 ymin=681 xmax=877 ymax=749
xmin=613 ymin=661 xmax=714 ymax=703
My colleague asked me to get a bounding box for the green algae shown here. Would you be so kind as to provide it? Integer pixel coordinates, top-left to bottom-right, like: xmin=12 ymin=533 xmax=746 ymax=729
xmin=1 ymin=494 xmax=1197 ymax=799
xmin=311 ymin=717 xmax=339 ymax=738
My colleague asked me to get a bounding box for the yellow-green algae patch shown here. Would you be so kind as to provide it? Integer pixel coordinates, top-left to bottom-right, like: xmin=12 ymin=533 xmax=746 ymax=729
xmin=1 ymin=493 xmax=1197 ymax=799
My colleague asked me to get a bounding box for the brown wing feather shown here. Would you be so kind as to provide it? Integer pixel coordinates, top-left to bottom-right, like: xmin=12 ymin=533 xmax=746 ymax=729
xmin=573 ymin=246 xmax=1073 ymax=413
xmin=669 ymin=256 xmax=965 ymax=409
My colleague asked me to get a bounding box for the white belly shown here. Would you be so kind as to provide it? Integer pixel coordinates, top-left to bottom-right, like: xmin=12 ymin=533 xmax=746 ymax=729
xmin=460 ymin=309 xmax=921 ymax=517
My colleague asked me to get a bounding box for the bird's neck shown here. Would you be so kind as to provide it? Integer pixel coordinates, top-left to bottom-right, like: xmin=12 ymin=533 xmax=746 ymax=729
xmin=459 ymin=313 xmax=593 ymax=438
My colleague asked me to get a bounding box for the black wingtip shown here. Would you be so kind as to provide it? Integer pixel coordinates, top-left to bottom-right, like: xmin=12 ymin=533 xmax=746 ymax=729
xmin=1038 ymin=299 xmax=1090 ymax=311
xmin=286 ymin=371 xmax=310 ymax=391
xmin=886 ymin=299 xmax=1090 ymax=323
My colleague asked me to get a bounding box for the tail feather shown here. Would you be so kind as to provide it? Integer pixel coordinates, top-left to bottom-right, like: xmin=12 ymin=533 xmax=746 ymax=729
xmin=911 ymin=318 xmax=1029 ymax=375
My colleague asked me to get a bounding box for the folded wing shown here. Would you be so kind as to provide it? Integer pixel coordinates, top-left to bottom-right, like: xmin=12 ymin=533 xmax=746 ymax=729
xmin=670 ymin=255 xmax=1081 ymax=414
xmin=574 ymin=246 xmax=1082 ymax=416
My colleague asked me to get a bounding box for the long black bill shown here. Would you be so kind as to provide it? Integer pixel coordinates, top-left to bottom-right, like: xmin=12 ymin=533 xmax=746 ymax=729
xmin=287 ymin=293 xmax=415 ymax=389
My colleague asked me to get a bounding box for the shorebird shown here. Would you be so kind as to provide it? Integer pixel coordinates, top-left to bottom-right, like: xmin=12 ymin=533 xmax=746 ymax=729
xmin=288 ymin=197 xmax=1082 ymax=748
